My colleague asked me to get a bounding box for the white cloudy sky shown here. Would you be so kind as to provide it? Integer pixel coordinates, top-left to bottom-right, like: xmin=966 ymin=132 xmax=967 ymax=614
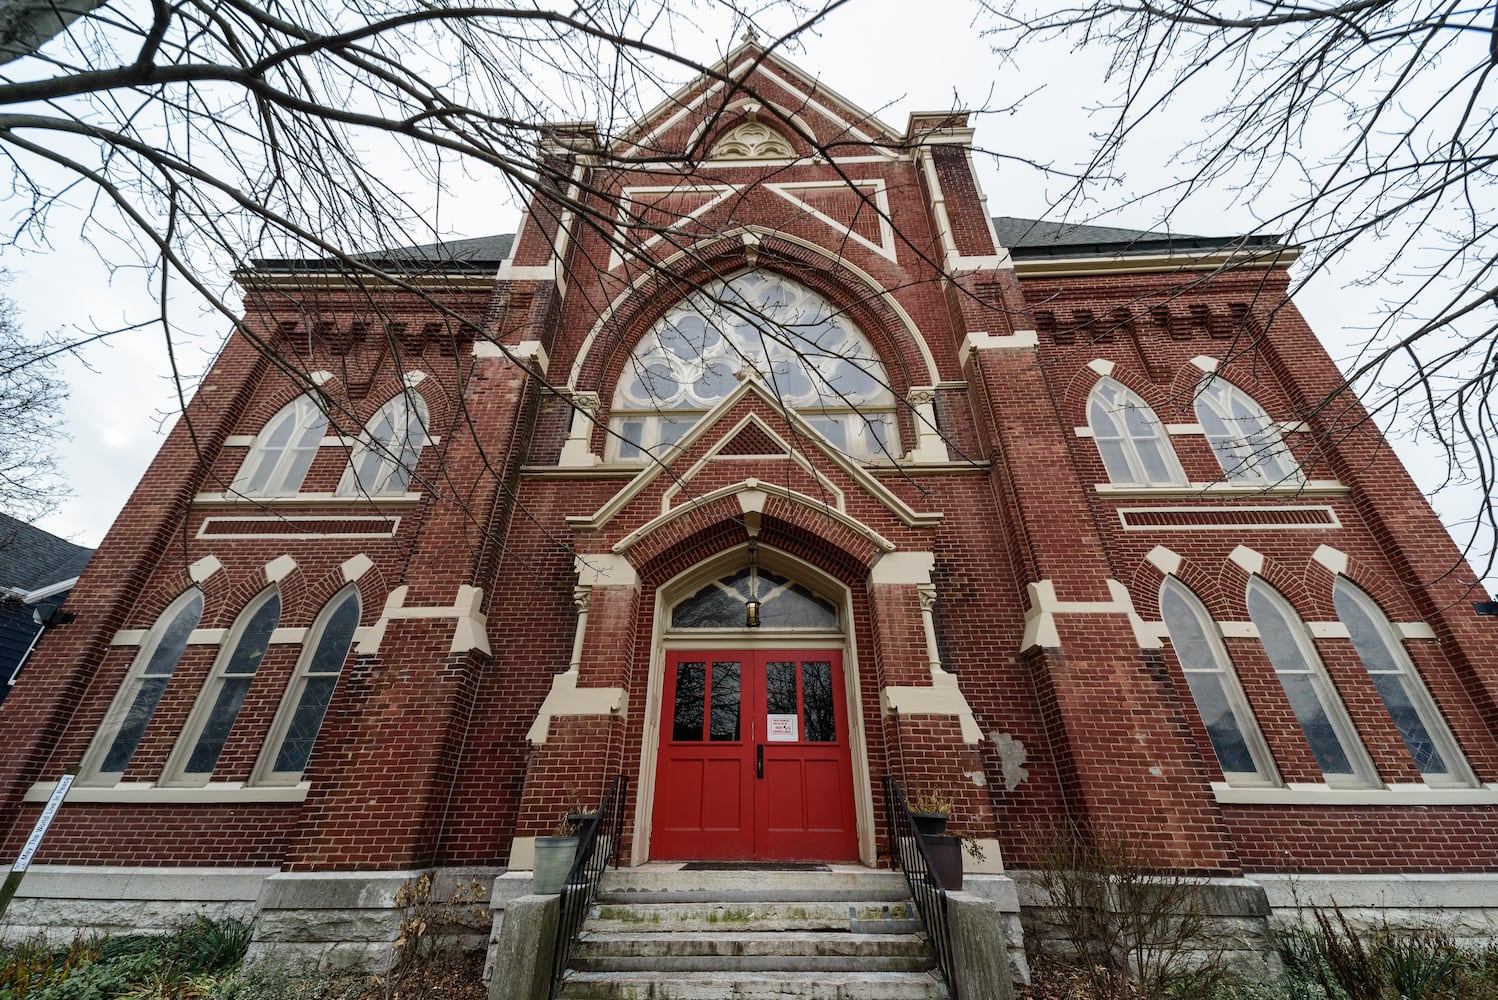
xmin=4 ymin=1 xmax=1492 ymax=594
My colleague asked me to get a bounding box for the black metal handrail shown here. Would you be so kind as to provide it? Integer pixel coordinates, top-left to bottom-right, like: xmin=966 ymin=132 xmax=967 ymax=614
xmin=883 ymin=776 xmax=958 ymax=999
xmin=548 ymin=774 xmax=628 ymax=1000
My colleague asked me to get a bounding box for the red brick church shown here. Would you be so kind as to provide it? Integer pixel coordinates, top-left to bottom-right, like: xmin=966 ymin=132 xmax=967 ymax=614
xmin=2 ymin=41 xmax=1495 ymax=977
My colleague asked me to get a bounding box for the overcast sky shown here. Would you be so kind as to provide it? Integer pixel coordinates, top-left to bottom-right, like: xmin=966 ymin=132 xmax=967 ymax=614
xmin=5 ymin=1 xmax=1492 ymax=594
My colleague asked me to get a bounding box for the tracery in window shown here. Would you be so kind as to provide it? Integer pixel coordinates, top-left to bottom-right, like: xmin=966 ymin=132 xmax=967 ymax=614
xmin=610 ymin=272 xmax=897 ymax=461
xmin=710 ymin=120 xmax=795 ymax=160
xmin=85 ymin=588 xmax=204 ymax=783
xmin=163 ymin=587 xmax=281 ymax=785
xmin=1333 ymin=577 xmax=1474 ymax=787
xmin=337 ymin=391 xmax=429 ymax=496
xmin=1160 ymin=578 xmax=1277 ymax=785
xmin=235 ymin=395 xmax=327 ymax=495
xmin=256 ymin=586 xmax=360 ymax=784
xmin=1194 ymin=379 xmax=1301 ymax=485
xmin=1245 ymin=577 xmax=1376 ymax=786
xmin=672 ymin=567 xmax=838 ymax=630
xmin=1088 ymin=378 xmax=1186 ymax=485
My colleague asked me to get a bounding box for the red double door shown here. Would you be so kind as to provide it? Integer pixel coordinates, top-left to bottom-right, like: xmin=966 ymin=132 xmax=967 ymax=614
xmin=651 ymin=650 xmax=859 ymax=861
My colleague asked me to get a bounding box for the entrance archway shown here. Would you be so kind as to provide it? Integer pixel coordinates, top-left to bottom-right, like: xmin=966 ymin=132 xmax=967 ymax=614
xmin=633 ymin=545 xmax=875 ymax=864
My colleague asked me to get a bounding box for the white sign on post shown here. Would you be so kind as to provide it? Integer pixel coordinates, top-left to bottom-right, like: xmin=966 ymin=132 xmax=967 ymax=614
xmin=766 ymin=714 xmax=798 ymax=742
xmin=13 ymin=774 xmax=74 ymax=874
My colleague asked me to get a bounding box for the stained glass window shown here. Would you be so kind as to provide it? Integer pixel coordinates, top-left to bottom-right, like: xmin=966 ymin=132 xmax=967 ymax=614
xmin=1088 ymin=379 xmax=1185 ymax=486
xmin=234 ymin=395 xmax=327 ymax=495
xmin=672 ymin=567 xmax=838 ymax=630
xmin=259 ymin=587 xmax=360 ymax=782
xmin=1195 ymin=379 xmax=1301 ymax=485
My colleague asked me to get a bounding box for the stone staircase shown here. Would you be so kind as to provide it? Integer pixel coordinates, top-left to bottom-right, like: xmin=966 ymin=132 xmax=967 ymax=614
xmin=554 ymin=866 xmax=949 ymax=999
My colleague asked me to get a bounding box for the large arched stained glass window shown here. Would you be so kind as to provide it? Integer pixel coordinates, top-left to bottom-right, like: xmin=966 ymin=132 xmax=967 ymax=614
xmin=337 ymin=391 xmax=429 ymax=497
xmin=610 ymin=272 xmax=898 ymax=461
xmin=1194 ymin=379 xmax=1301 ymax=485
xmin=1088 ymin=378 xmax=1185 ymax=486
xmin=234 ymin=395 xmax=327 ymax=496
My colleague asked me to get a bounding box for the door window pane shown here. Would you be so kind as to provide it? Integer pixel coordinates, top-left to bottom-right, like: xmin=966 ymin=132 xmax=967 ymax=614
xmin=766 ymin=661 xmax=797 ymax=716
xmin=710 ymin=661 xmax=741 ymax=741
xmin=672 ymin=662 xmax=705 ymax=741
xmin=802 ymin=661 xmax=835 ymax=742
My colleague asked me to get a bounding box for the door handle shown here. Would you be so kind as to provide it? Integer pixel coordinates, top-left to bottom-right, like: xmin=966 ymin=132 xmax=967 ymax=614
xmin=756 ymin=744 xmax=764 ymax=779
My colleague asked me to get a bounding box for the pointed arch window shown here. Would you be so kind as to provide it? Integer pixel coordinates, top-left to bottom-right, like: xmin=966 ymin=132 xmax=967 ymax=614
xmin=162 ymin=587 xmax=281 ymax=785
xmin=1333 ymin=578 xmax=1475 ymax=787
xmin=337 ymin=391 xmax=429 ymax=496
xmin=83 ymin=588 xmax=204 ymax=783
xmin=1088 ymin=378 xmax=1186 ymax=485
xmin=1160 ymin=578 xmax=1277 ymax=786
xmin=235 ymin=395 xmax=327 ymax=496
xmin=1194 ymin=379 xmax=1301 ymax=485
xmin=609 ymin=272 xmax=898 ymax=461
xmin=1246 ymin=577 xmax=1377 ymax=787
xmin=672 ymin=567 xmax=838 ymax=630
xmin=255 ymin=586 xmax=360 ymax=785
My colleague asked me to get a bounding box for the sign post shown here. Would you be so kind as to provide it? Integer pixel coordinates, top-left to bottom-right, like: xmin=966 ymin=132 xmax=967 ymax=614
xmin=0 ymin=768 xmax=76 ymax=921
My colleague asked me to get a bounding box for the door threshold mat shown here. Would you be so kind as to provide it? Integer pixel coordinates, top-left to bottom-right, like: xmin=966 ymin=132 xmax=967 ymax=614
xmin=680 ymin=861 xmax=832 ymax=872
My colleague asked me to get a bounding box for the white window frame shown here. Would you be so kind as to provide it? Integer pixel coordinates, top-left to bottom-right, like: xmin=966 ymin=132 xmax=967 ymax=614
xmin=337 ymin=392 xmax=429 ymax=497
xmin=1333 ymin=577 xmax=1476 ymax=788
xmin=234 ymin=395 xmax=328 ymax=496
xmin=1088 ymin=378 xmax=1187 ymax=486
xmin=252 ymin=586 xmax=361 ymax=786
xmin=1245 ymin=577 xmax=1379 ymax=788
xmin=1194 ymin=379 xmax=1302 ymax=485
xmin=80 ymin=588 xmax=204 ymax=785
xmin=160 ymin=586 xmax=281 ymax=787
xmin=1159 ymin=577 xmax=1278 ymax=787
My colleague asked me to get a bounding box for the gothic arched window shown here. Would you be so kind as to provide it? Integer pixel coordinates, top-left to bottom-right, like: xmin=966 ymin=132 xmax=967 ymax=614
xmin=610 ymin=272 xmax=898 ymax=461
xmin=255 ymin=586 xmax=360 ymax=784
xmin=235 ymin=395 xmax=327 ymax=496
xmin=1088 ymin=378 xmax=1185 ymax=485
xmin=163 ymin=586 xmax=281 ymax=784
xmin=337 ymin=391 xmax=429 ymax=496
xmin=1246 ymin=577 xmax=1376 ymax=786
xmin=1333 ymin=577 xmax=1474 ymax=786
xmin=1194 ymin=379 xmax=1301 ymax=485
xmin=672 ymin=567 xmax=838 ymax=630
xmin=84 ymin=588 xmax=204 ymax=783
xmin=1160 ymin=578 xmax=1277 ymax=785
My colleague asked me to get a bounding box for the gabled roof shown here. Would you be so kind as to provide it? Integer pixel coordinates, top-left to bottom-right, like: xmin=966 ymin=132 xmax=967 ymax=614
xmin=0 ymin=514 xmax=92 ymax=594
xmin=994 ymin=216 xmax=1285 ymax=259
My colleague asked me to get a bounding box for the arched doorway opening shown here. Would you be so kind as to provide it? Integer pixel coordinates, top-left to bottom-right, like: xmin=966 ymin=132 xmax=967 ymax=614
xmin=632 ymin=544 xmax=874 ymax=864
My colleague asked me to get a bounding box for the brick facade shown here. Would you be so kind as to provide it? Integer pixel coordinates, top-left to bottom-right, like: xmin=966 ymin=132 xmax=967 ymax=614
xmin=2 ymin=43 xmax=1495 ymax=921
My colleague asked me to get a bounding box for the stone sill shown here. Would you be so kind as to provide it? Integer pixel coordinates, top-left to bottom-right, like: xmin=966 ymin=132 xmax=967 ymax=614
xmin=193 ymin=492 xmax=421 ymax=506
xmin=1095 ymin=480 xmax=1349 ymax=498
xmin=25 ymin=781 xmax=310 ymax=805
xmin=1212 ymin=781 xmax=1498 ymax=807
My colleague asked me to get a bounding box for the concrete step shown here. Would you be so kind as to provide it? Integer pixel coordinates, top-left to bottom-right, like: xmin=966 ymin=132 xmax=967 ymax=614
xmin=556 ymin=969 xmax=948 ymax=999
xmin=597 ymin=868 xmax=912 ymax=903
xmin=571 ymin=929 xmax=934 ymax=973
xmin=588 ymin=899 xmax=919 ymax=933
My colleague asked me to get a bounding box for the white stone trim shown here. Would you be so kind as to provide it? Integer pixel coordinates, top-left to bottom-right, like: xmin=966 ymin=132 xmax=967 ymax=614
xmin=223 ymin=435 xmax=255 ymax=447
xmin=1251 ymin=871 xmax=1498 ymax=910
xmin=1021 ymin=579 xmax=1157 ymax=651
xmin=1145 ymin=545 xmax=1183 ymax=576
xmin=188 ymin=556 xmax=224 ymax=583
xmin=355 ymin=585 xmax=490 ymax=656
xmin=1312 ymin=545 xmax=1350 ymax=576
xmin=608 ymin=183 xmax=740 ymax=270
xmin=1117 ymin=505 xmax=1341 ymax=531
xmin=574 ymin=553 xmax=638 ymax=589
xmin=263 ymin=555 xmax=298 ymax=583
xmin=1094 ymin=480 xmax=1349 ymax=498
xmin=24 ymin=780 xmax=309 ymax=804
xmin=340 ymin=553 xmax=375 ymax=582
xmin=1191 ymin=355 xmax=1221 ymax=373
xmin=495 ymin=263 xmax=556 ymax=282
xmin=870 ymin=551 xmax=935 ymax=586
xmin=524 ymin=668 xmax=626 ymax=743
xmin=902 ymin=386 xmax=949 ymax=462
xmin=881 ymin=669 xmax=981 ymax=743
xmin=471 ymin=340 xmax=550 ymax=376
xmin=1166 ymin=423 xmax=1206 ymax=435
xmin=193 ymin=492 xmax=422 ymax=506
xmin=1400 ymin=622 xmax=1438 ymax=639
xmin=957 ymin=330 xmax=1038 ymax=368
xmin=1087 ymin=358 xmax=1115 ymax=377
xmin=1229 ymin=545 xmax=1265 ymax=575
xmin=765 ymin=179 xmax=897 ymax=262
xmin=1213 ymin=781 xmax=1498 ymax=807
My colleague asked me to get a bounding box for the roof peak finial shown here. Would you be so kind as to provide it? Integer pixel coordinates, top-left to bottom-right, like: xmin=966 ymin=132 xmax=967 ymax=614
xmin=740 ymin=25 xmax=760 ymax=46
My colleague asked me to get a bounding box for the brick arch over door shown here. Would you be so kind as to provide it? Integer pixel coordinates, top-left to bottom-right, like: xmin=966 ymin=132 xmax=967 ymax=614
xmin=622 ymin=520 xmax=893 ymax=866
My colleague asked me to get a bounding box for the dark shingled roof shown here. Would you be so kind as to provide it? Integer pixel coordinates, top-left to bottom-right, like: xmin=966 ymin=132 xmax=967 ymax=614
xmin=250 ymin=217 xmax=1284 ymax=273
xmin=252 ymin=233 xmax=515 ymax=274
xmin=993 ymin=216 xmax=1286 ymax=259
xmin=0 ymin=514 xmax=92 ymax=594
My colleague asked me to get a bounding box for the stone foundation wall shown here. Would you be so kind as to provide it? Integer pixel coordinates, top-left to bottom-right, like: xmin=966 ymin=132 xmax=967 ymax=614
xmin=1254 ymin=873 xmax=1498 ymax=949
xmin=0 ymin=866 xmax=273 ymax=944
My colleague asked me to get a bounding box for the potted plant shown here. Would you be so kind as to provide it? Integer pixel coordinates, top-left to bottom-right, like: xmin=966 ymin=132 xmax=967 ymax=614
xmin=531 ymin=813 xmax=580 ymax=894
xmin=907 ymin=789 xmax=952 ymax=839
